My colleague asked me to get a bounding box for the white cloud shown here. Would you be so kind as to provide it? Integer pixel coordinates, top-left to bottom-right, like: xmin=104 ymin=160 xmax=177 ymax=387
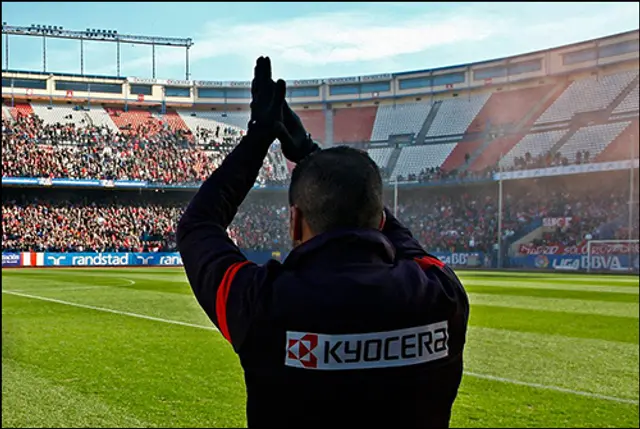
xmin=124 ymin=9 xmax=504 ymax=73
xmin=119 ymin=2 xmax=639 ymax=79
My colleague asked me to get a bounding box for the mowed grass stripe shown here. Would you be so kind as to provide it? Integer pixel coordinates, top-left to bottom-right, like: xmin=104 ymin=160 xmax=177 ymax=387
xmin=458 ymin=271 xmax=640 ymax=281
xmin=465 ymin=326 xmax=638 ymax=401
xmin=452 ymin=376 xmax=639 ymax=428
xmin=4 ymin=269 xmax=638 ymax=343
xmin=3 ymin=289 xmax=638 ymax=404
xmin=470 ymin=305 xmax=638 ymax=344
xmin=2 ymin=359 xmax=151 ymax=428
xmin=1 ymin=271 xmax=192 ymax=296
xmin=2 ymin=293 xmax=247 ymax=428
xmin=468 ymin=292 xmax=639 ymax=318
xmin=4 ymin=292 xmax=638 ymax=428
xmin=461 ymin=279 xmax=638 ymax=295
xmin=465 ymin=285 xmax=638 ymax=303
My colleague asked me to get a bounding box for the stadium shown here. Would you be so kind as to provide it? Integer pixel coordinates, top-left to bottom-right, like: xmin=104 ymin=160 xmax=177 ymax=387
xmin=2 ymin=12 xmax=639 ymax=429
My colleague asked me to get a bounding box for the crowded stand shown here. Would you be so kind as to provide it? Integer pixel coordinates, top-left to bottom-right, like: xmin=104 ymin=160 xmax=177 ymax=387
xmin=1 ymin=112 xmax=285 ymax=186
xmin=3 ymin=171 xmax=637 ymax=258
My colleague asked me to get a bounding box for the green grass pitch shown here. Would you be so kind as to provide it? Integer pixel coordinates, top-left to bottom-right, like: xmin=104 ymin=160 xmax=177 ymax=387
xmin=2 ymin=268 xmax=638 ymax=428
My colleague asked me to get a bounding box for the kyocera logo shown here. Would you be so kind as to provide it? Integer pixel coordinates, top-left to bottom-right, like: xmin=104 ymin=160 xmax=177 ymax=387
xmin=159 ymin=255 xmax=182 ymax=265
xmin=285 ymin=321 xmax=449 ymax=370
xmin=136 ymin=255 xmax=154 ymax=265
xmin=287 ymin=334 xmax=319 ymax=368
xmin=71 ymin=254 xmax=128 ymax=266
xmin=47 ymin=255 xmax=67 ymax=266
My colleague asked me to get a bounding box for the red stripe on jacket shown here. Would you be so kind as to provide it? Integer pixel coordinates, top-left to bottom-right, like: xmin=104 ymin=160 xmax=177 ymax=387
xmin=414 ymin=255 xmax=445 ymax=270
xmin=216 ymin=260 xmax=252 ymax=343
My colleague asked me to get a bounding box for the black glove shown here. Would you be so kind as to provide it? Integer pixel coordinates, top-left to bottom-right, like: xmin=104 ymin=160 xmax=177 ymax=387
xmin=248 ymin=56 xmax=286 ymax=140
xmin=277 ymin=98 xmax=320 ymax=163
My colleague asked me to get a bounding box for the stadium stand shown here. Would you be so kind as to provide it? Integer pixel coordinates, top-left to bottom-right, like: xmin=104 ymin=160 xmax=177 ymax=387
xmin=1 ymin=112 xmax=283 ymax=185
xmin=500 ymin=130 xmax=567 ymax=167
xmin=333 ymin=106 xmax=378 ymax=144
xmin=596 ymin=119 xmax=640 ymax=162
xmin=84 ymin=107 xmax=121 ymax=132
xmin=154 ymin=109 xmax=192 ymax=134
xmin=392 ymin=143 xmax=457 ymax=180
xmin=425 ymin=93 xmax=491 ymax=138
xmin=440 ymin=140 xmax=485 ymax=171
xmin=468 ymin=135 xmax=524 ymax=171
xmin=4 ymin=171 xmax=636 ymax=256
xmin=30 ymin=103 xmax=88 ymax=127
xmin=106 ymin=107 xmax=162 ymax=134
xmin=612 ymin=83 xmax=640 ymax=115
xmin=557 ymin=121 xmax=632 ymax=161
xmin=293 ymin=109 xmax=326 ymax=143
xmin=469 ymin=85 xmax=554 ymax=132
xmin=191 ymin=110 xmax=251 ymax=130
xmin=370 ymin=102 xmax=432 ymax=141
xmin=535 ymin=70 xmax=638 ymax=125
xmin=6 ymin=102 xmax=34 ymax=119
xmin=367 ymin=147 xmax=395 ymax=170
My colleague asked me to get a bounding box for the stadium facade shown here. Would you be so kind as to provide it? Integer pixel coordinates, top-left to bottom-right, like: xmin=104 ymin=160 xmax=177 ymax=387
xmin=2 ymin=30 xmax=639 ymax=272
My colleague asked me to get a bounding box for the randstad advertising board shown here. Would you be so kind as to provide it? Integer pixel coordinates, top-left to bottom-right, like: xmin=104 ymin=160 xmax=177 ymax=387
xmin=11 ymin=250 xmax=480 ymax=268
xmin=44 ymin=253 xmax=133 ymax=267
xmin=42 ymin=252 xmax=183 ymax=267
xmin=40 ymin=251 xmax=279 ymax=267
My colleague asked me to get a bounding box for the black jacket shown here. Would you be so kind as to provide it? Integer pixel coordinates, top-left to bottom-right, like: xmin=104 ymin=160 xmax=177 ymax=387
xmin=177 ymin=130 xmax=470 ymax=428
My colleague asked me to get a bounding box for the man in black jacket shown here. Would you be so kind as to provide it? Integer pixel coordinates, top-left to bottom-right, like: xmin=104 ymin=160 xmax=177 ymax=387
xmin=177 ymin=57 xmax=469 ymax=428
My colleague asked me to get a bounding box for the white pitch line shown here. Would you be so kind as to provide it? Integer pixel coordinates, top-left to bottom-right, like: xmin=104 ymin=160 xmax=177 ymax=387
xmin=2 ymin=289 xmax=638 ymax=406
xmin=465 ymin=372 xmax=638 ymax=405
xmin=2 ymin=289 xmax=216 ymax=332
xmin=27 ymin=286 xmax=103 ymax=293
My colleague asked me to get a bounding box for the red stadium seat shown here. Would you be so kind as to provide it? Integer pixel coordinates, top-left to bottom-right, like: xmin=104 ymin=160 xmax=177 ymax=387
xmin=333 ymin=106 xmax=378 ymax=144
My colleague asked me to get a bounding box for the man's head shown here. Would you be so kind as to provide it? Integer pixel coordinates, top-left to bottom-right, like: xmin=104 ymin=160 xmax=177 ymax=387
xmin=288 ymin=146 xmax=384 ymax=246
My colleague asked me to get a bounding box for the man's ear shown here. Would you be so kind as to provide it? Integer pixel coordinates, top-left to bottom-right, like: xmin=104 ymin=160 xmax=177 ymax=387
xmin=290 ymin=205 xmax=303 ymax=242
xmin=378 ymin=210 xmax=386 ymax=231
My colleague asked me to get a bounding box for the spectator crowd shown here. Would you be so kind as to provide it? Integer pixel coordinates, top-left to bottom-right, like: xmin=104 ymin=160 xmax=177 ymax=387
xmin=3 ymin=177 xmax=636 ymax=254
xmin=2 ymin=112 xmax=284 ymax=186
xmin=1 ymin=108 xmax=637 ymax=256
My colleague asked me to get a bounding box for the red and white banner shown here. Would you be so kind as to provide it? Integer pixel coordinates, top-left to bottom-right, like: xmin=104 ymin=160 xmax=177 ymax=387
xmin=20 ymin=252 xmax=45 ymax=267
xmin=519 ymin=242 xmax=639 ymax=256
xmin=543 ymin=217 xmax=573 ymax=228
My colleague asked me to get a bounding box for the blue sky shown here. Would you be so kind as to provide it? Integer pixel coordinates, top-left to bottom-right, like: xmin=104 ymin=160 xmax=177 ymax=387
xmin=1 ymin=2 xmax=638 ymax=82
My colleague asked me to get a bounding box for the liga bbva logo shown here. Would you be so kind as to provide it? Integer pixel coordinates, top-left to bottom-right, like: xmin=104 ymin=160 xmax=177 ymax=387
xmin=285 ymin=321 xmax=449 ymax=370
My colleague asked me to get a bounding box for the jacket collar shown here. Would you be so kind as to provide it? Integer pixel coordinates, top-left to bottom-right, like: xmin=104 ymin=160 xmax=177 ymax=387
xmin=283 ymin=229 xmax=396 ymax=269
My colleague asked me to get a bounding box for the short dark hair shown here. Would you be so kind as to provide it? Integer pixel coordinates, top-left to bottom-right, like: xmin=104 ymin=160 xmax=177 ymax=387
xmin=288 ymin=146 xmax=383 ymax=234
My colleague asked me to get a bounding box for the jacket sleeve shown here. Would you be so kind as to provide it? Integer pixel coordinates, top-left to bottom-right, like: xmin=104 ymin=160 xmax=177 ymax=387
xmin=381 ymin=207 xmax=428 ymax=259
xmin=176 ymin=129 xmax=278 ymax=352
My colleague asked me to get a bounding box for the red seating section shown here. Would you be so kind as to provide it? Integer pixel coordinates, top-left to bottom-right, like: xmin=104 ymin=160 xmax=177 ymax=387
xmin=159 ymin=109 xmax=191 ymax=133
xmin=106 ymin=108 xmax=162 ymax=134
xmin=596 ymin=120 xmax=640 ymax=162
xmin=468 ymin=85 xmax=554 ymax=133
xmin=293 ymin=109 xmax=325 ymax=143
xmin=441 ymin=140 xmax=485 ymax=171
xmin=333 ymin=106 xmax=378 ymax=144
xmin=5 ymin=102 xmax=34 ymax=119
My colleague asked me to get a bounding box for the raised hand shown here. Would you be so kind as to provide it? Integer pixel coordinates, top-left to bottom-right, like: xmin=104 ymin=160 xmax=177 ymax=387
xmin=248 ymin=56 xmax=286 ymax=140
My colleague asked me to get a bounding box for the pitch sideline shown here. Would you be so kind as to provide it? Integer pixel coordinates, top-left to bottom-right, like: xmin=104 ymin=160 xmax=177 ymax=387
xmin=2 ymin=289 xmax=638 ymax=406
